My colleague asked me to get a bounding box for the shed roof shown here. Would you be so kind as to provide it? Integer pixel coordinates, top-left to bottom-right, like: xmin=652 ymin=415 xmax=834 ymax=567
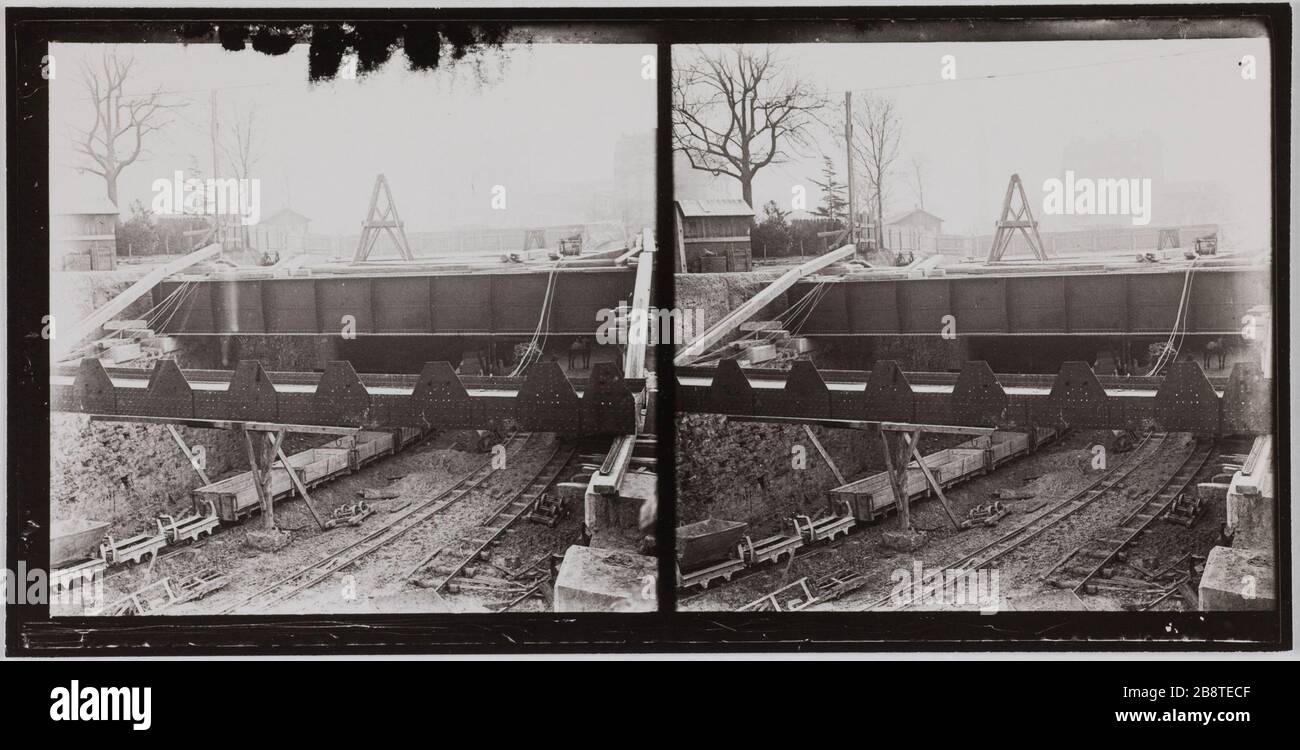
xmin=676 ymin=198 xmax=754 ymax=218
xmin=261 ymin=208 xmax=313 ymax=227
xmin=884 ymin=208 xmax=944 ymax=226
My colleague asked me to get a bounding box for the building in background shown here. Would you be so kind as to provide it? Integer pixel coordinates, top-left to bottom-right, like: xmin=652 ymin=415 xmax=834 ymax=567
xmin=878 ymin=207 xmax=945 ymax=256
xmin=249 ymin=207 xmax=312 ymax=256
xmin=614 ymin=129 xmax=655 ymax=231
xmin=674 ymin=198 xmax=753 ymax=272
xmin=51 ymin=194 xmax=118 ymax=271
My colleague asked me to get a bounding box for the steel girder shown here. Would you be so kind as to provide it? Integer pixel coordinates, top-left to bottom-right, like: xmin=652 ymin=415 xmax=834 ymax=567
xmin=152 ymin=268 xmax=635 ymax=336
xmin=52 ymin=358 xmax=638 ymax=435
xmin=676 ymin=359 xmax=1272 ymax=436
xmin=789 ymin=267 xmax=1270 ymax=336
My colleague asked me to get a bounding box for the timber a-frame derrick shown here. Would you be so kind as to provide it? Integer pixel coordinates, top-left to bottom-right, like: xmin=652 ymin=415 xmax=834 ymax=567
xmin=52 ymin=358 xmax=640 ymax=436
xmin=676 ymin=359 xmax=1272 ymax=436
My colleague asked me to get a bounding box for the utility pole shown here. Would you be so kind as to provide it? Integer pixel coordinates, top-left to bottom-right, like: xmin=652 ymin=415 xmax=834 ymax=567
xmin=845 ymin=92 xmax=855 ymax=246
xmin=209 ymin=89 xmax=221 ymax=246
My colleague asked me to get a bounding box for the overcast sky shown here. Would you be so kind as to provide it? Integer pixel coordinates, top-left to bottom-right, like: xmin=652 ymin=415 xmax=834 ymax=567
xmin=674 ymin=39 xmax=1273 ymax=246
xmin=50 ymin=42 xmax=656 ymax=234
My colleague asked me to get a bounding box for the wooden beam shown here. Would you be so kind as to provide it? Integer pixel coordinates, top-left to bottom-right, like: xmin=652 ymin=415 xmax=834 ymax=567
xmin=590 ymin=434 xmax=636 ymax=496
xmin=52 ymin=243 xmax=222 ymax=360
xmin=674 ymin=244 xmax=856 ymax=365
xmin=165 ymin=424 xmax=211 ymax=485
xmin=265 ymin=428 xmax=287 ymax=471
xmin=274 ymin=442 xmax=328 ymax=532
xmin=623 ymin=228 xmax=655 ymax=381
xmin=904 ymin=432 xmax=961 ymax=530
xmin=89 ymin=415 xmax=359 ymax=434
xmin=802 ymin=425 xmax=846 ymax=485
xmin=880 ymin=422 xmax=996 ymax=437
xmin=240 ymin=428 xmax=276 ymax=531
xmin=879 ymin=428 xmax=911 ymax=532
xmin=729 ymin=416 xmax=994 ymax=436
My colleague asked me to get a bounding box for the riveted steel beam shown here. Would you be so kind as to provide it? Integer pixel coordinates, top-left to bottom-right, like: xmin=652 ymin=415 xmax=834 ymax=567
xmin=53 ymin=357 xmax=637 ymax=435
xmin=676 ymin=359 xmax=1268 ymax=436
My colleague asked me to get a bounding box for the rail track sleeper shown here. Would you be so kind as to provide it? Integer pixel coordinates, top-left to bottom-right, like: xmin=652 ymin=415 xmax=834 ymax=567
xmin=864 ymin=432 xmax=1170 ymax=611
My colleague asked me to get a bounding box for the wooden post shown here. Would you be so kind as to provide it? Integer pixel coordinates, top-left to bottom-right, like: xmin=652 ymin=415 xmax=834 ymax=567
xmin=879 ymin=428 xmax=912 ymax=532
xmin=904 ymin=431 xmax=961 ymax=529
xmin=845 ymin=91 xmax=855 ymax=245
xmin=241 ymin=428 xmax=276 ymax=530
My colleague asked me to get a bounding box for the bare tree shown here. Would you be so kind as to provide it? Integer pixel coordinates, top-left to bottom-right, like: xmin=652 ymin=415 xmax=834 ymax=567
xmin=672 ymin=46 xmax=826 ymax=207
xmin=72 ymin=50 xmax=186 ymax=206
xmin=221 ymin=103 xmax=261 ymax=247
xmin=220 ymin=103 xmax=261 ymax=182
xmin=849 ymin=95 xmax=902 ymax=245
xmin=909 ymin=154 xmax=926 ymax=210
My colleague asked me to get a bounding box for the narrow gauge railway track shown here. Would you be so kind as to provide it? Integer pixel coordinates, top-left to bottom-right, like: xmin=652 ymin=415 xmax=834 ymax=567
xmin=1048 ymin=440 xmax=1215 ymax=594
xmin=104 ymin=430 xmax=438 ymax=582
xmin=852 ymin=431 xmax=1171 ymax=612
xmin=426 ymin=442 xmax=578 ymax=594
xmin=678 ymin=429 xmax=1070 ymax=609
xmin=218 ymin=432 xmax=534 ymax=614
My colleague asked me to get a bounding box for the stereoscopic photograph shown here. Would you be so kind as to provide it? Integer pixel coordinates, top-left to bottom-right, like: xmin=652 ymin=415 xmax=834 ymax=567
xmin=5 ymin=5 xmax=1289 ymax=664
xmin=43 ymin=28 xmax=659 ymax=616
xmin=671 ymin=37 xmax=1276 ymax=617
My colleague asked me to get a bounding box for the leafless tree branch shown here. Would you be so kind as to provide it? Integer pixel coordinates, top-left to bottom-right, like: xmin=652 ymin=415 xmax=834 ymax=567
xmin=672 ymin=45 xmax=826 ymax=206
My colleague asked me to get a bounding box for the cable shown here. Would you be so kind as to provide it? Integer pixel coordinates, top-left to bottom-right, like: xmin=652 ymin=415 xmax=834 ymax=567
xmin=1145 ymin=257 xmax=1198 ymax=375
xmin=510 ymin=259 xmax=561 ymax=376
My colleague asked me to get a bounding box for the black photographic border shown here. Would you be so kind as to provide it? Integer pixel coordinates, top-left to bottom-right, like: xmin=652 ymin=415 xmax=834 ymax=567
xmin=6 ymin=4 xmax=1290 ymax=655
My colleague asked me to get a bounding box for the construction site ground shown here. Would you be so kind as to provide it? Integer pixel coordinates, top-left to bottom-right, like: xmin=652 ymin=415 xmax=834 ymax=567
xmin=68 ymin=430 xmax=585 ymax=616
xmin=679 ymin=430 xmax=1227 ymax=612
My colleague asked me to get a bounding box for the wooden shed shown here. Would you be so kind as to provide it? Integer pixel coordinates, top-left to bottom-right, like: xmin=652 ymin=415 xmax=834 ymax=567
xmin=674 ymin=198 xmax=754 ymax=273
xmin=51 ymin=195 xmax=118 ymax=272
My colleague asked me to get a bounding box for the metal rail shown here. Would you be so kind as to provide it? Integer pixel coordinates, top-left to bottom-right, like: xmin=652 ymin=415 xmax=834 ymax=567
xmin=1049 ymin=440 xmax=1215 ymax=593
xmin=677 ymin=429 xmax=1060 ymax=606
xmin=853 ymin=432 xmax=1170 ymax=611
xmin=428 ymin=443 xmax=577 ymax=594
xmin=218 ymin=433 xmax=533 ymax=613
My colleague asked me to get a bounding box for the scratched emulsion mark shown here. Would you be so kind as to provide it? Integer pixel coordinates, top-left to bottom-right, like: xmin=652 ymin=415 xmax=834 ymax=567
xmin=174 ymin=22 xmax=515 ymax=81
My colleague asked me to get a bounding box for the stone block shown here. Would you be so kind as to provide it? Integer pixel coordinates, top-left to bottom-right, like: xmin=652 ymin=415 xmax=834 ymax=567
xmin=1199 ymin=546 xmax=1274 ymax=610
xmin=883 ymin=529 xmax=928 ymax=552
xmin=1227 ymin=485 xmax=1273 ymax=550
xmin=553 ymin=545 xmax=656 ymax=612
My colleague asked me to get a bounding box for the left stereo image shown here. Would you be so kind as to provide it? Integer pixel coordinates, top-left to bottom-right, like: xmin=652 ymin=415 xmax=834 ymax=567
xmin=46 ymin=30 xmax=660 ymax=615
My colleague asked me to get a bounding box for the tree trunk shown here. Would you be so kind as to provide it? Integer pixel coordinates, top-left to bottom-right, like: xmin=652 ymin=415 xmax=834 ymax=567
xmin=106 ymin=175 xmax=119 ymax=207
xmin=741 ymin=178 xmax=754 ymax=208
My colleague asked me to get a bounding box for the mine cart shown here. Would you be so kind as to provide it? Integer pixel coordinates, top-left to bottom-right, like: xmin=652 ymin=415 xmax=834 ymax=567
xmin=156 ymin=500 xmax=220 ymax=544
xmin=99 ymin=530 xmax=168 ymax=566
xmin=737 ymin=531 xmax=804 ymax=566
xmin=791 ymin=512 xmax=855 ymax=544
xmin=676 ymin=518 xmax=749 ymax=571
xmin=676 ymin=557 xmax=747 ymax=590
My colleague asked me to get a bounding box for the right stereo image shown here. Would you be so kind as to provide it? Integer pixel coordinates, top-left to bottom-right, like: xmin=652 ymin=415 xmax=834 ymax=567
xmin=670 ymin=37 xmax=1276 ymax=615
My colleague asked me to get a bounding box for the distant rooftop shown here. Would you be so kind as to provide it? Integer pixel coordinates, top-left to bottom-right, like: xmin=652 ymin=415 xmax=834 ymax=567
xmin=885 ymin=207 xmax=944 ymax=226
